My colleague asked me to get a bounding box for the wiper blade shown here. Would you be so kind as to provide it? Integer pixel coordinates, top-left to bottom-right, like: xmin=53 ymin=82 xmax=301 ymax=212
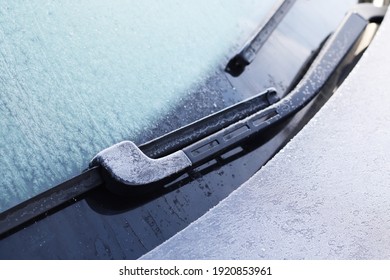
xmin=0 ymin=166 xmax=102 ymax=239
xmin=225 ymin=0 xmax=296 ymax=77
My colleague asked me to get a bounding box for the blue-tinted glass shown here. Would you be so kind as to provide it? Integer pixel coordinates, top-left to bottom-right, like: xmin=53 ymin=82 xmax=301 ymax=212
xmin=0 ymin=1 xmax=279 ymax=211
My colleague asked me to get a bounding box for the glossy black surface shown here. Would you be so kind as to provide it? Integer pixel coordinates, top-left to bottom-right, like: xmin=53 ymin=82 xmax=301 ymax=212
xmin=0 ymin=1 xmax=363 ymax=259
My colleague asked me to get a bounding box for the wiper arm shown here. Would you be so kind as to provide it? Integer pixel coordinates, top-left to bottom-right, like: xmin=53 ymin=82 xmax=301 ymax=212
xmin=225 ymin=0 xmax=296 ymax=77
xmin=91 ymin=11 xmax=368 ymax=195
xmin=139 ymin=89 xmax=279 ymax=158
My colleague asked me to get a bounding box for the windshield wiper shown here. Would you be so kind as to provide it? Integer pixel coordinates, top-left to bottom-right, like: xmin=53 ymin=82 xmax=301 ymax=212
xmin=0 ymin=5 xmax=384 ymax=238
xmin=0 ymin=88 xmax=278 ymax=237
xmin=90 ymin=11 xmax=368 ymax=195
xmin=225 ymin=0 xmax=296 ymax=77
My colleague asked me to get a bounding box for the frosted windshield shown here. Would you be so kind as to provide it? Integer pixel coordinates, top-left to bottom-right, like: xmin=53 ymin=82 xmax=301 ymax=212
xmin=0 ymin=0 xmax=278 ymax=211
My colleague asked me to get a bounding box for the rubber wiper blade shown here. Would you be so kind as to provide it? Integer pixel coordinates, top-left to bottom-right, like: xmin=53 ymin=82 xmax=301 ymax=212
xmin=0 ymin=166 xmax=102 ymax=239
xmin=225 ymin=0 xmax=296 ymax=77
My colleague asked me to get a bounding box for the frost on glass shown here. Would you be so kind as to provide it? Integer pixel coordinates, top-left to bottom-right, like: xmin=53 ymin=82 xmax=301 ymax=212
xmin=0 ymin=1 xmax=278 ymax=211
xmin=141 ymin=13 xmax=390 ymax=260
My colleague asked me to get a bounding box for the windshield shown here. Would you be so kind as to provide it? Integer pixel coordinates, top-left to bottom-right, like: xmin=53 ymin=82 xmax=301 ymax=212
xmin=1 ymin=0 xmax=375 ymax=259
xmin=0 ymin=1 xmax=281 ymax=212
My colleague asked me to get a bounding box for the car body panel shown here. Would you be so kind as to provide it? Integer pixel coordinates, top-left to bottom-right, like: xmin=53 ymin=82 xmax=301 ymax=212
xmin=142 ymin=12 xmax=390 ymax=259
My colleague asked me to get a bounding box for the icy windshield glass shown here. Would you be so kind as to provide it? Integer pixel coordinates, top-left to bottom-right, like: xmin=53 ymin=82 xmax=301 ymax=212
xmin=0 ymin=0 xmax=279 ymax=211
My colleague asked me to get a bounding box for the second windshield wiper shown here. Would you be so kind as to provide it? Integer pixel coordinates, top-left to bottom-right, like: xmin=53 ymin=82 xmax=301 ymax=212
xmin=225 ymin=0 xmax=296 ymax=77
